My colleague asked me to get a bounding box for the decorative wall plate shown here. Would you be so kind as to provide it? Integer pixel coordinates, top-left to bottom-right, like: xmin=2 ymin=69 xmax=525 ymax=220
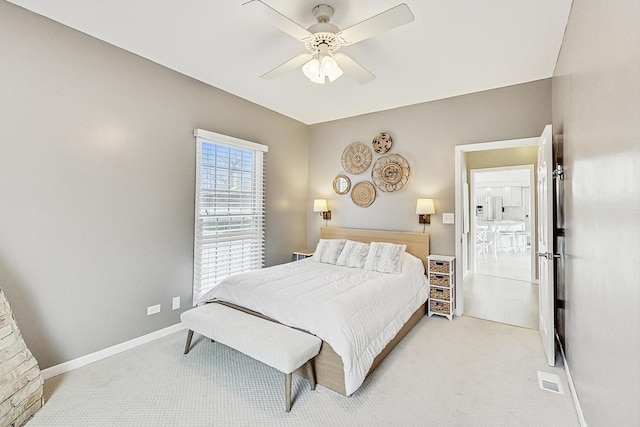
xmin=351 ymin=181 xmax=376 ymax=207
xmin=371 ymin=154 xmax=410 ymax=192
xmin=372 ymin=132 xmax=393 ymax=154
xmin=341 ymin=142 xmax=372 ymax=175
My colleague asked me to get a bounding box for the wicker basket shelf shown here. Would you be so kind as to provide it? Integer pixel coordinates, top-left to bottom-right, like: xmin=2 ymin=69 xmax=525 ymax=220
xmin=427 ymin=255 xmax=455 ymax=321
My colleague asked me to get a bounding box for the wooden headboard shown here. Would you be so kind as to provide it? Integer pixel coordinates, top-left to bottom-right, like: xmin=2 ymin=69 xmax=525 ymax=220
xmin=319 ymin=227 xmax=430 ymax=271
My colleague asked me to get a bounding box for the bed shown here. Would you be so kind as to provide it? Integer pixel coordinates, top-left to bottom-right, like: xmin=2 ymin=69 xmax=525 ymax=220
xmin=200 ymin=227 xmax=429 ymax=396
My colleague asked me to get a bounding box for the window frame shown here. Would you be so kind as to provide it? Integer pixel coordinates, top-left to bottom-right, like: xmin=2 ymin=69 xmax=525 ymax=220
xmin=192 ymin=129 xmax=268 ymax=305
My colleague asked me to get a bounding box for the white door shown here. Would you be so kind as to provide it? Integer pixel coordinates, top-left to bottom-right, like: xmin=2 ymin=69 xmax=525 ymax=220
xmin=537 ymin=125 xmax=555 ymax=366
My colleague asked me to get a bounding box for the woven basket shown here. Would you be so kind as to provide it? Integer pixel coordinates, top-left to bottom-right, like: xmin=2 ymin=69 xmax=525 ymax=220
xmin=350 ymin=181 xmax=376 ymax=207
xmin=341 ymin=142 xmax=372 ymax=175
xmin=429 ymin=273 xmax=451 ymax=287
xmin=429 ymin=260 xmax=451 ymax=273
xmin=430 ymin=287 xmax=451 ymax=301
xmin=430 ymin=300 xmax=451 ymax=314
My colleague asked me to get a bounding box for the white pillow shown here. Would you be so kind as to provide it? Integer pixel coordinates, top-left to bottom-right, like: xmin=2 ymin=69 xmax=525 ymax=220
xmin=364 ymin=242 xmax=407 ymax=274
xmin=311 ymin=239 xmax=346 ymax=264
xmin=336 ymin=240 xmax=370 ymax=268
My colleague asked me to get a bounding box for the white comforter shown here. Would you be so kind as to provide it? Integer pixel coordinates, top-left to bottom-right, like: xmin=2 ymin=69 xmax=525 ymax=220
xmin=201 ymin=254 xmax=428 ymax=395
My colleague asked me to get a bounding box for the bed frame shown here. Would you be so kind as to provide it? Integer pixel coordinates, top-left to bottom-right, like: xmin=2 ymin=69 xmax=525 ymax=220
xmin=221 ymin=227 xmax=430 ymax=396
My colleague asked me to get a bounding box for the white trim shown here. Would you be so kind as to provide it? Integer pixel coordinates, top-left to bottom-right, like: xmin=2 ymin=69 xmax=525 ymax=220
xmin=457 ymin=137 xmax=539 ymax=152
xmin=557 ymin=333 xmax=588 ymax=427
xmin=194 ymin=129 xmax=268 ymax=152
xmin=454 ymin=136 xmax=539 ymax=317
xmin=41 ymin=323 xmax=185 ymax=380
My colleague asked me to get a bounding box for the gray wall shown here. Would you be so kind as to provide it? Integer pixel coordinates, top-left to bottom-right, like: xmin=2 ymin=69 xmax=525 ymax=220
xmin=552 ymin=0 xmax=640 ymax=425
xmin=307 ymin=80 xmax=552 ymax=256
xmin=0 ymin=2 xmax=308 ymax=369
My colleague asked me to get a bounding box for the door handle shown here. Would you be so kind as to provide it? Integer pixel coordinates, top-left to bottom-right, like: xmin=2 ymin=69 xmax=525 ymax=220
xmin=537 ymin=252 xmax=562 ymax=260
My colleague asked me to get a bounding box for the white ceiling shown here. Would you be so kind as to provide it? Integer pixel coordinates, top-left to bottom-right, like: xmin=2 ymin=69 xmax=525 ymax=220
xmin=8 ymin=0 xmax=572 ymax=125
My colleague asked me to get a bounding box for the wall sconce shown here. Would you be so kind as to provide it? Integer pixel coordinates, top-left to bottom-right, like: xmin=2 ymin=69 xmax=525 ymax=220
xmin=416 ymin=198 xmax=435 ymax=232
xmin=313 ymin=199 xmax=331 ymax=226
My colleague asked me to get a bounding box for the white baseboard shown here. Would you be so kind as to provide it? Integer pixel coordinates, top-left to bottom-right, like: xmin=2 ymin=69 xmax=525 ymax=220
xmin=41 ymin=323 xmax=185 ymax=380
xmin=557 ymin=332 xmax=587 ymax=427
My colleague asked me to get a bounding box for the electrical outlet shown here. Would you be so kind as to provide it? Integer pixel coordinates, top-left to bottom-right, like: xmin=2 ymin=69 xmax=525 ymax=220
xmin=147 ymin=304 xmax=161 ymax=315
xmin=172 ymin=296 xmax=180 ymax=310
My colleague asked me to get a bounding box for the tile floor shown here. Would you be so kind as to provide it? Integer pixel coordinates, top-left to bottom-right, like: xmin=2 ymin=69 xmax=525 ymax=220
xmin=476 ymin=250 xmax=532 ymax=282
xmin=464 ymin=250 xmax=538 ymax=329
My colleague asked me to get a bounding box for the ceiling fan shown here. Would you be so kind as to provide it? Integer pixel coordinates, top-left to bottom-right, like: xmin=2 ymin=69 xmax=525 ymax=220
xmin=244 ymin=1 xmax=415 ymax=85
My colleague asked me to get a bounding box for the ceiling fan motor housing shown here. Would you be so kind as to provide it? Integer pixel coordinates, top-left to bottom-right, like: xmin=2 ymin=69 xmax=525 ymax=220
xmin=306 ymin=5 xmax=341 ymax=52
xmin=312 ymin=4 xmax=334 ymax=23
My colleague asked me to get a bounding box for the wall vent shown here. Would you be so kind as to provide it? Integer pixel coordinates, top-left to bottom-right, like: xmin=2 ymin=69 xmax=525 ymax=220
xmin=537 ymin=371 xmax=564 ymax=394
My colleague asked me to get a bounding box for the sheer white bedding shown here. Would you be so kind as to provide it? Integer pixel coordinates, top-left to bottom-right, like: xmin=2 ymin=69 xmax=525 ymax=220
xmin=200 ymin=253 xmax=428 ymax=395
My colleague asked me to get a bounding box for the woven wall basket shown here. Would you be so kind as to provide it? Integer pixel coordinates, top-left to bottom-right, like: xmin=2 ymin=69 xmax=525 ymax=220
xmin=371 ymin=153 xmax=410 ymax=192
xmin=351 ymin=181 xmax=377 ymax=207
xmin=341 ymin=142 xmax=372 ymax=175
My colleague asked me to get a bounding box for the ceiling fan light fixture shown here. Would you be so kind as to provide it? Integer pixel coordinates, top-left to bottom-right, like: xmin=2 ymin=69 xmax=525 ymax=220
xmin=302 ymin=57 xmax=321 ymax=79
xmin=309 ymin=72 xmax=325 ymax=84
xmin=301 ymin=51 xmax=343 ymax=84
xmin=303 ymin=59 xmax=325 ymax=84
xmin=320 ymin=55 xmax=336 ymax=73
xmin=327 ymin=63 xmax=344 ymax=82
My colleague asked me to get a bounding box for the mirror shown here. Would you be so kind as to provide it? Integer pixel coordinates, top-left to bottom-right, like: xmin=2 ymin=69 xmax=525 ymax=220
xmin=333 ymin=175 xmax=351 ymax=195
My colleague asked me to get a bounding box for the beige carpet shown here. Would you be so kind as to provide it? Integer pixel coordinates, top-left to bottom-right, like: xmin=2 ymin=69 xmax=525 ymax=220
xmin=26 ymin=316 xmax=579 ymax=426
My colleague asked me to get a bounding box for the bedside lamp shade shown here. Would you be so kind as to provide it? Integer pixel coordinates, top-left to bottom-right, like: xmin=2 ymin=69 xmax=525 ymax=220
xmin=416 ymin=198 xmax=435 ymax=226
xmin=416 ymin=198 xmax=435 ymax=215
xmin=313 ymin=199 xmax=328 ymax=213
xmin=313 ymin=199 xmax=331 ymax=223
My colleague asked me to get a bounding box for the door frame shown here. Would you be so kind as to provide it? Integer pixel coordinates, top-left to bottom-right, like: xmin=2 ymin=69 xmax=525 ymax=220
xmin=454 ymin=137 xmax=538 ymax=316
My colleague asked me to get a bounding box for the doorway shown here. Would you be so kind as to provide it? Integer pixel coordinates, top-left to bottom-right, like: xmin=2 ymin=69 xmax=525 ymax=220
xmin=471 ymin=166 xmax=534 ymax=282
xmin=466 ymin=165 xmax=537 ymax=328
xmin=454 ymin=137 xmax=540 ymax=329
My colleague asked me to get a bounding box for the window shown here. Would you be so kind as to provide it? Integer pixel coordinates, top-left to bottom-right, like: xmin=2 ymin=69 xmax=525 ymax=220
xmin=193 ymin=129 xmax=268 ymax=304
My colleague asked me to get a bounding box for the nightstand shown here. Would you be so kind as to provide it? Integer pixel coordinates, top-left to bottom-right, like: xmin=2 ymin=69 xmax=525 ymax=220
xmin=427 ymin=255 xmax=455 ymax=320
xmin=292 ymin=250 xmax=315 ymax=261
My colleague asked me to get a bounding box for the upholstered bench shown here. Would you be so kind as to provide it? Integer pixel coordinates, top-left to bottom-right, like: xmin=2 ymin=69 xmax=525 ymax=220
xmin=180 ymin=303 xmax=322 ymax=412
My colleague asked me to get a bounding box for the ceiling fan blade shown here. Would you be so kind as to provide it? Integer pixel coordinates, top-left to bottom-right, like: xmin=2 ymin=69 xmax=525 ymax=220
xmin=243 ymin=0 xmax=314 ymax=42
xmin=260 ymin=53 xmax=313 ymax=80
xmin=334 ymin=53 xmax=375 ymax=85
xmin=336 ymin=3 xmax=414 ymax=46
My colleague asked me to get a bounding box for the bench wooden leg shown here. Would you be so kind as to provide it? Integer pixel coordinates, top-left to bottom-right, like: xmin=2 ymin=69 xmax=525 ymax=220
xmin=285 ymin=373 xmax=292 ymax=412
xmin=306 ymin=359 xmax=316 ymax=391
xmin=183 ymin=330 xmax=194 ymax=355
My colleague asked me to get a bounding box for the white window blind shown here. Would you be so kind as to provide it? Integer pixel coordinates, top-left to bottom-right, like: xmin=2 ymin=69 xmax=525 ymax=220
xmin=193 ymin=129 xmax=268 ymax=304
